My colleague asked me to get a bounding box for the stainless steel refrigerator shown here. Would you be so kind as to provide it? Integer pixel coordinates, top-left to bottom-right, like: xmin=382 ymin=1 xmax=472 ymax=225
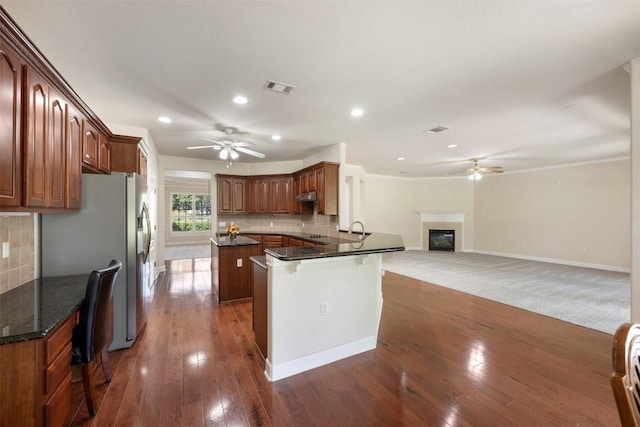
xmin=41 ymin=172 xmax=151 ymax=350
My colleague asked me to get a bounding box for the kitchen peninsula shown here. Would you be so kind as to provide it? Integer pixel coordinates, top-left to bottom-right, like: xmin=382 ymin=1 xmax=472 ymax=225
xmin=261 ymin=232 xmax=404 ymax=381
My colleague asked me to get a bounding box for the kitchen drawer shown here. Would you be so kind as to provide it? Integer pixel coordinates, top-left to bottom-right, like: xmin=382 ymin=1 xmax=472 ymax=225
xmin=43 ymin=372 xmax=71 ymax=427
xmin=263 ymin=235 xmax=283 ymax=249
xmin=44 ymin=346 xmax=71 ymax=394
xmin=44 ymin=315 xmax=75 ymax=366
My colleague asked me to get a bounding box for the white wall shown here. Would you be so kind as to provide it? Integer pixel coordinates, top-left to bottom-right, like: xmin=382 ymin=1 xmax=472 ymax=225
xmin=362 ymin=175 xmax=418 ymax=247
xmin=474 ymin=159 xmax=630 ymax=270
xmin=348 ymin=158 xmax=630 ymax=271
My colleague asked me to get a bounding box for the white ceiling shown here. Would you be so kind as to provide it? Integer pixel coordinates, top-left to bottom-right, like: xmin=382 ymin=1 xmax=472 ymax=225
xmin=3 ymin=1 xmax=639 ymax=177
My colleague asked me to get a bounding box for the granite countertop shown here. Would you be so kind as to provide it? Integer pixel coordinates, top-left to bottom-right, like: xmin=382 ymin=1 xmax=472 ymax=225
xmin=0 ymin=274 xmax=87 ymax=345
xmin=217 ymin=230 xmax=358 ymax=246
xmin=265 ymin=232 xmax=405 ymax=261
xmin=210 ymin=235 xmax=261 ymax=247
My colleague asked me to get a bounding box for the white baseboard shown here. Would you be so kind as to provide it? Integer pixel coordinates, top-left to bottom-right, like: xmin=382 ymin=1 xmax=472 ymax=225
xmin=473 ymin=249 xmax=630 ymax=273
xmin=265 ymin=336 xmax=377 ymax=382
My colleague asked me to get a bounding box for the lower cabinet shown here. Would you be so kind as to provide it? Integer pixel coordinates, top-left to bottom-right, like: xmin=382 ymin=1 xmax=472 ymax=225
xmin=0 ymin=312 xmax=76 ymax=427
xmin=252 ymin=258 xmax=268 ymax=361
xmin=212 ymin=242 xmax=262 ymax=303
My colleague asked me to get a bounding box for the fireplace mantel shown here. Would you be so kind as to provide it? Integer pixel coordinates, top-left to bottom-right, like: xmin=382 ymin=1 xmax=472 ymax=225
xmin=417 ymin=211 xmax=465 ymax=223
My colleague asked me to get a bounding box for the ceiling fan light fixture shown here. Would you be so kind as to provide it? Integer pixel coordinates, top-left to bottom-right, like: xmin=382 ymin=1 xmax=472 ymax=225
xmin=468 ymin=172 xmax=482 ymax=181
xmin=230 ymin=150 xmax=239 ymax=160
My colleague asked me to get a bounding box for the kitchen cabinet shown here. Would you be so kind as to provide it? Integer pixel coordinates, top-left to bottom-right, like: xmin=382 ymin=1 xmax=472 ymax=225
xmin=251 ymin=257 xmax=268 ymax=361
xmin=66 ymin=106 xmax=82 ymax=209
xmin=247 ymin=177 xmax=269 ymax=213
xmin=295 ymin=162 xmax=339 ymax=215
xmin=110 ymin=134 xmax=146 ymax=178
xmin=82 ymin=120 xmax=110 ymax=174
xmin=269 ymin=176 xmax=292 ymax=213
xmin=288 ymin=237 xmax=305 ymax=247
xmin=24 ymin=67 xmax=67 ymax=209
xmin=211 ymin=238 xmax=262 ymax=302
xmin=0 ymin=38 xmax=23 ymax=208
xmin=217 ymin=175 xmax=247 ymax=213
xmin=263 ymin=234 xmax=283 ymax=249
xmin=0 ymin=312 xmax=76 ymax=427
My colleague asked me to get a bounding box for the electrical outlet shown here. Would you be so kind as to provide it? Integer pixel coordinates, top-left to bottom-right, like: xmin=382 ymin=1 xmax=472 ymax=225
xmin=270 ymin=221 xmax=273 ymax=227
xmin=236 ymin=258 xmax=242 ymax=267
xmin=320 ymin=302 xmax=328 ymax=316
xmin=218 ymin=221 xmax=226 ymax=227
xmin=2 ymin=242 xmax=8 ymax=259
xmin=2 ymin=325 xmax=9 ymax=336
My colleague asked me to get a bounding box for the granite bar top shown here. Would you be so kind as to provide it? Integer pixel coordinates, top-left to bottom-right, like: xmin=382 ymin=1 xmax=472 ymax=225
xmin=217 ymin=230 xmax=358 ymax=245
xmin=265 ymin=232 xmax=405 ymax=261
xmin=0 ymin=274 xmax=87 ymax=345
xmin=210 ymin=235 xmax=261 ymax=247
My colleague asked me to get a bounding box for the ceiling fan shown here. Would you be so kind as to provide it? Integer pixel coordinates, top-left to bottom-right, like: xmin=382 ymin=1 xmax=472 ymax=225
xmin=187 ymin=128 xmax=266 ymax=167
xmin=464 ymin=158 xmax=504 ymax=180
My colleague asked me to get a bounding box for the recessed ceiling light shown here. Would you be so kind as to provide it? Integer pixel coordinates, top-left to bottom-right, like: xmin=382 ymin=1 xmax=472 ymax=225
xmin=397 ymin=157 xmax=405 ymax=161
xmin=158 ymin=116 xmax=171 ymax=124
xmin=233 ymin=96 xmax=248 ymax=105
xmin=272 ymin=135 xmax=281 ymax=141
xmin=350 ymin=108 xmax=364 ymax=117
xmin=447 ymin=144 xmax=457 ymax=148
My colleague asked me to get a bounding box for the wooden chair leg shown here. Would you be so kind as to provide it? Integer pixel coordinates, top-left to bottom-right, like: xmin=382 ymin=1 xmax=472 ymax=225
xmin=82 ymin=361 xmax=97 ymax=416
xmin=100 ymin=349 xmax=113 ymax=382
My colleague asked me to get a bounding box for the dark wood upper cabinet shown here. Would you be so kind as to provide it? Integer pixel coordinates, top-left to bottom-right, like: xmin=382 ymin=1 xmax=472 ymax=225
xmin=23 ymin=67 xmax=48 ymax=208
xmin=247 ymin=177 xmax=269 ymax=213
xmin=0 ymin=38 xmax=23 ymax=208
xmin=217 ymin=162 xmax=338 ymax=216
xmin=66 ymin=107 xmax=82 ymax=209
xmin=98 ymin=133 xmax=110 ymax=174
xmin=218 ymin=176 xmax=247 ymax=213
xmin=82 ymin=120 xmax=110 ymax=174
xmin=47 ymin=92 xmax=66 ymax=208
xmin=110 ymin=134 xmax=145 ymax=177
xmin=269 ymin=176 xmax=292 ymax=214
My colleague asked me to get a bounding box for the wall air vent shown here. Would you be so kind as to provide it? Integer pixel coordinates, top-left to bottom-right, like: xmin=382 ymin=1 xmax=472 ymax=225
xmin=263 ymin=80 xmax=296 ymax=94
xmin=424 ymin=125 xmax=449 ymax=134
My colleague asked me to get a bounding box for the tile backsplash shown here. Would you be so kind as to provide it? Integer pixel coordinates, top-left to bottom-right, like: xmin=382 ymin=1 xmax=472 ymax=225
xmin=218 ymin=213 xmax=339 ymax=236
xmin=0 ymin=214 xmax=36 ymax=294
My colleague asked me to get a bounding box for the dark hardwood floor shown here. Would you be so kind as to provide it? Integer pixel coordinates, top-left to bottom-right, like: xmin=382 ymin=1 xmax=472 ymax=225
xmin=70 ymin=258 xmax=620 ymax=426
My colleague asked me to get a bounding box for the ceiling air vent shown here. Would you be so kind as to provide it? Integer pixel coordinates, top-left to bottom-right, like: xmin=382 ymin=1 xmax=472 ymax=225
xmin=424 ymin=125 xmax=449 ymax=134
xmin=263 ymin=80 xmax=296 ymax=94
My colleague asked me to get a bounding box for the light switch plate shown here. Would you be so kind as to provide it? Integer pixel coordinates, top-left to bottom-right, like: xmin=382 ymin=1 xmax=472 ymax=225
xmin=2 ymin=242 xmax=8 ymax=259
xmin=236 ymin=258 xmax=242 ymax=267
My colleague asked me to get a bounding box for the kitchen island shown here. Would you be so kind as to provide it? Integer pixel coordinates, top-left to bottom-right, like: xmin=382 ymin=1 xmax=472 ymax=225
xmin=262 ymin=232 xmax=404 ymax=381
xmin=210 ymin=235 xmax=262 ymax=303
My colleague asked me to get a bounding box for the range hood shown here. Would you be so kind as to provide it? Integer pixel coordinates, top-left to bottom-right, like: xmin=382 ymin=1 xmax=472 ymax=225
xmin=295 ymin=191 xmax=317 ymax=202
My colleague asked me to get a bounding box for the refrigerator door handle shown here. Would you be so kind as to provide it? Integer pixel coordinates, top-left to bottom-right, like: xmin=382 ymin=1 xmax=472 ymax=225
xmin=141 ymin=202 xmax=151 ymax=263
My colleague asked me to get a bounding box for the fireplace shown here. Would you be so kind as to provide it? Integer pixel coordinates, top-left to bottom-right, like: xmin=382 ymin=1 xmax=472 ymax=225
xmin=429 ymin=229 xmax=455 ymax=252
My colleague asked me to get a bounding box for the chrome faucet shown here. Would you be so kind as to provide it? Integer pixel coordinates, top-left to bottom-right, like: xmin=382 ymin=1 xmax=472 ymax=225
xmin=348 ymin=221 xmax=366 ymax=240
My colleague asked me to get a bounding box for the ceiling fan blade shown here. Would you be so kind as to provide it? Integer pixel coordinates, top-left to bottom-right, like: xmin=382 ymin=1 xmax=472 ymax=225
xmin=235 ymin=146 xmax=266 ymax=158
xmin=187 ymin=144 xmax=219 ymax=150
xmin=232 ymin=141 xmax=256 ymax=147
xmin=479 ymin=167 xmax=504 ymax=173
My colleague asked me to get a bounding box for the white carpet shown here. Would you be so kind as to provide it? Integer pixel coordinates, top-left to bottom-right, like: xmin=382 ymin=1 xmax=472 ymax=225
xmin=382 ymin=250 xmax=630 ymax=334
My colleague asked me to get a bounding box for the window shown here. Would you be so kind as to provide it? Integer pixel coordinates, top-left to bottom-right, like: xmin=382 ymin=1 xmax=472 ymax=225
xmin=171 ymin=193 xmax=211 ymax=233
